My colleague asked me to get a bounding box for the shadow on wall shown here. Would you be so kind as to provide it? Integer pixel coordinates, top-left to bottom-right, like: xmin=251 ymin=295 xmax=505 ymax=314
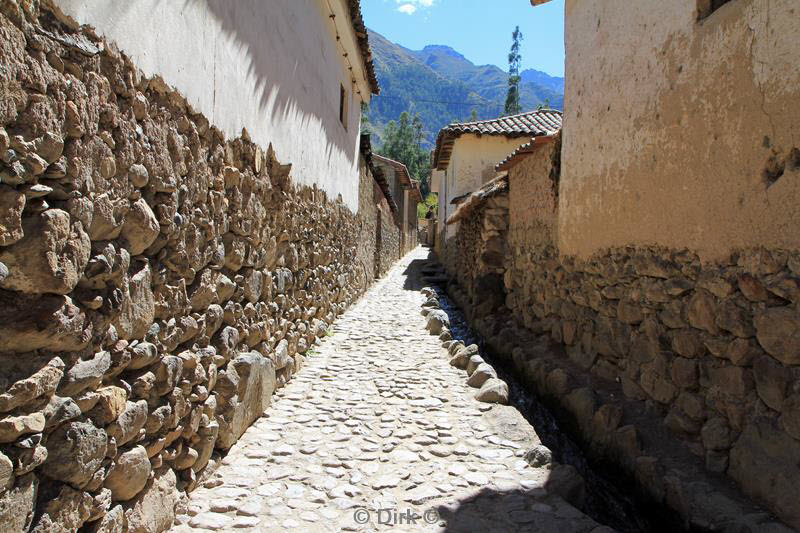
xmin=184 ymin=0 xmax=358 ymax=186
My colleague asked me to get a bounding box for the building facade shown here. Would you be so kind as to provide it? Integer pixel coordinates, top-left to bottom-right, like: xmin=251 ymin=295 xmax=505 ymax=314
xmin=373 ymin=154 xmax=422 ymax=257
xmin=433 ymin=110 xmax=562 ymax=270
xmin=439 ymin=1 xmax=800 ymax=528
xmin=49 ymin=0 xmax=380 ymax=211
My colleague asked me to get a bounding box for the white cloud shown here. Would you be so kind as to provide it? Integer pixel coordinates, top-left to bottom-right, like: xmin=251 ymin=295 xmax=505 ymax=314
xmin=395 ymin=0 xmax=435 ymax=15
xmin=397 ymin=3 xmax=416 ymax=14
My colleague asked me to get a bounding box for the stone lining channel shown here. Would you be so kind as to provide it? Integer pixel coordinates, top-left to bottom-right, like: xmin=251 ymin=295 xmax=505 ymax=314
xmin=428 ymin=278 xmax=683 ymax=533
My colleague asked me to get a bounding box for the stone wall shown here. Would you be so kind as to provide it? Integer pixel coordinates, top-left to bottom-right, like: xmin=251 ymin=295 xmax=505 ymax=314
xmin=404 ymin=197 xmax=418 ymax=254
xmin=375 ymin=203 xmax=399 ymax=277
xmin=445 ymin=183 xmax=509 ymax=323
xmin=507 ymin=245 xmax=800 ymax=528
xmin=0 ymin=3 xmax=382 ymax=531
xmin=355 ymin=158 xmax=377 ymax=286
xmin=445 ymin=137 xmax=800 ymax=529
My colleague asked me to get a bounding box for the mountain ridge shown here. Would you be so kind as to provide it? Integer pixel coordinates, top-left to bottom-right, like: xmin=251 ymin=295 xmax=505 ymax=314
xmin=365 ymin=29 xmax=564 ymax=148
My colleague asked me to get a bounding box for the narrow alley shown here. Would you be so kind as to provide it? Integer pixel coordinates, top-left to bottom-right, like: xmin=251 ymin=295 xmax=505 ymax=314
xmin=170 ymin=248 xmax=607 ymax=533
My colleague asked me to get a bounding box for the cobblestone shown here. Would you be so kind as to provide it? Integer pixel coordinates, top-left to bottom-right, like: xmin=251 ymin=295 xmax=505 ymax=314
xmin=171 ymin=248 xmax=607 ymax=532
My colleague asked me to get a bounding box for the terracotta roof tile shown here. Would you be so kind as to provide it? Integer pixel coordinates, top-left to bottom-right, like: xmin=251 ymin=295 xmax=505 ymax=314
xmin=347 ymin=1 xmax=380 ymax=95
xmin=446 ymin=175 xmax=509 ymax=225
xmin=433 ymin=109 xmax=562 ymax=170
xmin=495 ymin=133 xmax=557 ymax=172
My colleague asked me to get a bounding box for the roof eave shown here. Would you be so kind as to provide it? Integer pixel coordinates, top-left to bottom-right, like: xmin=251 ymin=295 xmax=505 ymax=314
xmin=346 ymin=0 xmax=380 ymax=95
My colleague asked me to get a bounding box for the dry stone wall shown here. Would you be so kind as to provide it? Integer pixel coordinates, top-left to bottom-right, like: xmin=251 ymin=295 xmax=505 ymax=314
xmin=445 ymin=191 xmax=509 ymax=323
xmin=355 ymin=159 xmax=377 ymax=286
xmin=376 ymin=206 xmax=399 ymax=277
xmin=0 ymin=2 xmax=379 ymax=531
xmin=507 ymin=244 xmax=800 ymax=528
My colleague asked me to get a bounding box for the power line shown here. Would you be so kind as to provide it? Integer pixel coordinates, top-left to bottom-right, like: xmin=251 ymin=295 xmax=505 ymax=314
xmin=370 ymin=94 xmax=504 ymax=108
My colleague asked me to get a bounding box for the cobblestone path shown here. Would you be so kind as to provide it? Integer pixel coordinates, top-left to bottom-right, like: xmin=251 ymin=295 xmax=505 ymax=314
xmin=171 ymin=248 xmax=608 ymax=532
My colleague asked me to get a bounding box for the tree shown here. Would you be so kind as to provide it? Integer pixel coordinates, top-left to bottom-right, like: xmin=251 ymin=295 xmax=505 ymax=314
xmin=379 ymin=111 xmax=433 ymax=197
xmin=470 ymin=109 xmax=478 ymax=122
xmin=417 ymin=192 xmax=439 ymax=219
xmin=360 ymin=101 xmax=371 ymax=133
xmin=504 ymin=26 xmax=523 ymax=116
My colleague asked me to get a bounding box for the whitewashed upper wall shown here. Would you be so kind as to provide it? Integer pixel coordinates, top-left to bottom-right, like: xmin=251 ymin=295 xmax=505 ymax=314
xmin=50 ymin=0 xmax=372 ymax=212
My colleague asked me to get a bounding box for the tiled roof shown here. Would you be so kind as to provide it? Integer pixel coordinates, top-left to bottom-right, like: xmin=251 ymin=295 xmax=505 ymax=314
xmin=446 ymin=175 xmax=509 ymax=225
xmin=347 ymin=1 xmax=380 ymax=95
xmin=373 ymin=154 xmax=424 ymax=203
xmin=433 ymin=109 xmax=562 ymax=170
xmin=495 ymin=133 xmax=558 ymax=172
xmin=373 ymin=154 xmax=412 ymax=187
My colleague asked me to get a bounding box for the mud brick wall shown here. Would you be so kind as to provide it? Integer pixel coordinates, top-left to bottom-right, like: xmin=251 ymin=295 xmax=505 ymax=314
xmin=0 ymin=3 xmax=379 ymax=531
xmin=506 ymin=140 xmax=557 ymax=254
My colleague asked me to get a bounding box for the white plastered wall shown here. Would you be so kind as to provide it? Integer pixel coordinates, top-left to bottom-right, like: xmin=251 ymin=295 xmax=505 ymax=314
xmin=50 ymin=0 xmax=373 ymax=212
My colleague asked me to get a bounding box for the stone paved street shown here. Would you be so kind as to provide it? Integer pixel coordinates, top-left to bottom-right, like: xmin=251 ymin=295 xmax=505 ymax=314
xmin=171 ymin=248 xmax=608 ymax=532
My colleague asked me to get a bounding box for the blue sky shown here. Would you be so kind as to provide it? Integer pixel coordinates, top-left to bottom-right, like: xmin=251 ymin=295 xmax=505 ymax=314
xmin=361 ymin=0 xmax=565 ymax=77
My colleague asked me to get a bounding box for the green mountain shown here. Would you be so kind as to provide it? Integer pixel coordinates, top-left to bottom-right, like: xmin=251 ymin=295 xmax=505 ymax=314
xmin=364 ymin=30 xmax=564 ymax=148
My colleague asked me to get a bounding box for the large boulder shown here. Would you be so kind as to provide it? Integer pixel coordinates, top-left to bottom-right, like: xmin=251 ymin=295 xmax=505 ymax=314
xmin=754 ymin=307 xmax=800 ymax=365
xmin=728 ymin=417 xmax=800 ymax=530
xmin=426 ymin=310 xmax=450 ymax=335
xmin=467 ymin=363 xmax=497 ymax=388
xmin=42 ymin=421 xmax=107 ymax=488
xmin=59 ymin=351 xmax=112 ymax=397
xmin=215 ymin=352 xmax=276 ymax=450
xmin=106 ymin=400 xmax=148 ymax=447
xmin=0 ymin=185 xmax=25 ymax=246
xmin=88 ymin=194 xmax=127 ymax=241
xmin=0 ymin=359 xmax=64 ymax=413
xmin=0 ymin=452 xmax=12 ymax=492
xmin=0 ymin=412 xmax=45 ymax=443
xmin=113 ymin=261 xmax=154 ymax=340
xmin=0 ymin=474 xmax=37 ymax=532
xmin=30 ymin=484 xmax=93 ymax=533
xmin=450 ymin=344 xmax=478 ymax=370
xmin=475 ymin=378 xmax=509 ymax=404
xmin=104 ymin=445 xmax=151 ymax=501
xmin=123 ymin=467 xmax=178 ymax=533
xmin=0 ymin=209 xmax=90 ymax=294
xmin=0 ymin=293 xmax=89 ymax=352
xmin=120 ymin=199 xmax=159 ymax=255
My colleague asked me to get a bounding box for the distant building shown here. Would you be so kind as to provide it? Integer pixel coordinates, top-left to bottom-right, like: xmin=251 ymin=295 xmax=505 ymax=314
xmin=373 ymin=155 xmax=423 ymax=256
xmin=431 ymin=110 xmax=562 ymax=267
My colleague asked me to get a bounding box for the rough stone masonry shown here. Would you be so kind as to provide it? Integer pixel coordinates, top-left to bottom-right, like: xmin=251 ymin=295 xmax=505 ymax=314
xmin=442 ymin=136 xmax=800 ymax=530
xmin=0 ymin=2 xmax=383 ymax=531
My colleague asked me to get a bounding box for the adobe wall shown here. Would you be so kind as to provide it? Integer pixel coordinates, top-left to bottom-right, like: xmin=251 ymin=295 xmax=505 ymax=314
xmin=560 ymin=0 xmax=800 ymax=261
xmin=447 ymin=137 xmax=800 ymax=528
xmin=507 ymin=140 xmax=558 ymax=254
xmin=48 ymin=0 xmax=370 ymax=212
xmin=0 ymin=4 xmax=382 ymax=531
